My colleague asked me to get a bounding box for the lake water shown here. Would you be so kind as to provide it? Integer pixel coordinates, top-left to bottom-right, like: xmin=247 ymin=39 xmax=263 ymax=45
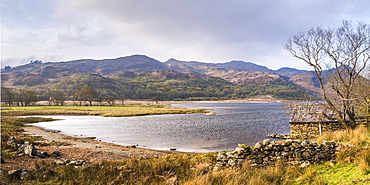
xmin=29 ymin=103 xmax=290 ymax=153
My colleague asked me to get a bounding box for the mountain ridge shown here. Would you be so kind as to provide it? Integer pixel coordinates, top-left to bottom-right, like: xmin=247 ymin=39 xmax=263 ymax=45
xmin=3 ymin=54 xmax=310 ymax=75
xmin=1 ymin=54 xmax=320 ymax=101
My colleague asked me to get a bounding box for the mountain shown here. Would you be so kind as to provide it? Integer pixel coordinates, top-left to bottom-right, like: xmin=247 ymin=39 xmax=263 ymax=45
xmin=165 ymin=59 xmax=275 ymax=74
xmin=2 ymin=55 xmax=167 ymax=74
xmin=289 ymin=71 xmax=321 ymax=96
xmin=1 ymin=54 xmax=319 ymax=101
xmin=274 ymin=67 xmax=308 ymax=77
xmin=220 ymin=60 xmax=273 ymax=72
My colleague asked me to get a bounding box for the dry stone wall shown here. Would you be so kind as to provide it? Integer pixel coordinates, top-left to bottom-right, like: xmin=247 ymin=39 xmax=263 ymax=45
xmin=215 ymin=139 xmax=339 ymax=169
xmin=290 ymin=122 xmax=346 ymax=139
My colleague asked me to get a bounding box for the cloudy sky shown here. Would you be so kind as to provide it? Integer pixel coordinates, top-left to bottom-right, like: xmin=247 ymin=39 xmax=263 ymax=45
xmin=1 ymin=0 xmax=370 ymax=70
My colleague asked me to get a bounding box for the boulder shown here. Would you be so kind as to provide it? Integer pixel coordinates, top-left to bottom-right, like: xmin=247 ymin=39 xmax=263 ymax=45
xmin=24 ymin=144 xmax=36 ymax=156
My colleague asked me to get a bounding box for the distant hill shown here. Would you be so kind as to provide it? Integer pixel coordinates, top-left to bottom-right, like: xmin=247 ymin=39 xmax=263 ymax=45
xmin=289 ymin=71 xmax=321 ymax=96
xmin=165 ymin=59 xmax=274 ymax=74
xmin=274 ymin=67 xmax=308 ymax=77
xmin=220 ymin=60 xmax=273 ymax=72
xmin=1 ymin=54 xmax=320 ymax=101
xmin=2 ymin=55 xmax=167 ymax=74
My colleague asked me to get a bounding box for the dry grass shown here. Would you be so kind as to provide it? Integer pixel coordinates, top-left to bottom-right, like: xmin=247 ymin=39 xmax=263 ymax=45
xmin=357 ymin=149 xmax=370 ymax=174
xmin=3 ymin=109 xmax=370 ymax=184
xmin=316 ymin=125 xmax=369 ymax=146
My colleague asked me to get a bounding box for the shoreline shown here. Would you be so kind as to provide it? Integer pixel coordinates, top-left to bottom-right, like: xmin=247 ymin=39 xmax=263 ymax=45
xmin=29 ymin=95 xmax=293 ymax=106
xmin=22 ymin=125 xmax=185 ymax=161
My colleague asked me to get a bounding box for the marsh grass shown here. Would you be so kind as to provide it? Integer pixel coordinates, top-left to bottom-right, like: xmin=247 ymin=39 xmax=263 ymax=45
xmin=1 ymin=105 xmax=206 ymax=117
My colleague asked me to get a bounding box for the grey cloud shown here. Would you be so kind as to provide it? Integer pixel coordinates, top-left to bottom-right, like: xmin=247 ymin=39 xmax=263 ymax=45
xmin=3 ymin=0 xmax=370 ymax=69
xmin=61 ymin=0 xmax=365 ymax=43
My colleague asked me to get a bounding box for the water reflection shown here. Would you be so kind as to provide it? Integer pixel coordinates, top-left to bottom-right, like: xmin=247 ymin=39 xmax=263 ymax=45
xmin=29 ymin=103 xmax=290 ymax=152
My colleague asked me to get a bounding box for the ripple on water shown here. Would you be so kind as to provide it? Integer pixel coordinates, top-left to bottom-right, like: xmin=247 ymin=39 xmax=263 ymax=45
xmin=29 ymin=103 xmax=290 ymax=152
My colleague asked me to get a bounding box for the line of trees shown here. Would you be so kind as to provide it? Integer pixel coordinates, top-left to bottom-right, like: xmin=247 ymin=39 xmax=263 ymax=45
xmin=1 ymin=85 xmax=117 ymax=106
xmin=1 ymin=87 xmax=38 ymax=106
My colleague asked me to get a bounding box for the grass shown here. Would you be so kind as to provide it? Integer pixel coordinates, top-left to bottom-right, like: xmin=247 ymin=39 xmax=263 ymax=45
xmin=316 ymin=125 xmax=369 ymax=146
xmin=1 ymin=105 xmax=207 ymax=117
xmin=314 ymin=162 xmax=370 ymax=184
xmin=1 ymin=117 xmax=56 ymax=153
xmin=2 ymin=108 xmax=370 ymax=184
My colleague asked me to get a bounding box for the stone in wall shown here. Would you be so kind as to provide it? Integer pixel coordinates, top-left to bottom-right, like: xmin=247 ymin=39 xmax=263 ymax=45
xmin=215 ymin=139 xmax=339 ymax=170
xmin=290 ymin=122 xmax=346 ymax=139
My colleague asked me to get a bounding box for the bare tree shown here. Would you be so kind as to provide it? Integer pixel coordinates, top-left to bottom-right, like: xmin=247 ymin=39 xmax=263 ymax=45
xmin=284 ymin=20 xmax=370 ymax=128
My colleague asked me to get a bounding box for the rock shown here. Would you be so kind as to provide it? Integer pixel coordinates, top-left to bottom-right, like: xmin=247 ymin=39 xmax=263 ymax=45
xmin=20 ymin=169 xmax=33 ymax=180
xmin=24 ymin=144 xmax=37 ymax=156
xmin=17 ymin=145 xmax=26 ymax=153
xmin=0 ymin=169 xmax=4 ymax=176
xmin=38 ymin=169 xmax=56 ymax=179
xmin=301 ymin=140 xmax=310 ymax=147
xmin=8 ymin=169 xmax=33 ymax=180
xmin=8 ymin=169 xmax=21 ymax=178
xmin=329 ymin=160 xmax=336 ymax=166
xmin=54 ymin=158 xmax=68 ymax=165
xmin=234 ymin=147 xmax=245 ymax=154
xmin=285 ymin=139 xmax=293 ymax=145
xmin=51 ymin=151 xmax=62 ymax=157
xmin=82 ymin=162 xmax=93 ymax=168
xmin=254 ymin=142 xmax=262 ymax=149
xmin=218 ymin=151 xmax=226 ymax=157
xmin=292 ymin=142 xmax=301 ymax=148
xmin=299 ymin=161 xmax=311 ymax=168
xmin=215 ymin=139 xmax=339 ymax=170
xmin=238 ymin=144 xmax=249 ymax=148
xmin=262 ymin=139 xmax=271 ymax=145
xmin=228 ymin=159 xmax=237 ymax=166
xmin=35 ymin=152 xmax=49 ymax=158
xmin=7 ymin=137 xmax=17 ymax=145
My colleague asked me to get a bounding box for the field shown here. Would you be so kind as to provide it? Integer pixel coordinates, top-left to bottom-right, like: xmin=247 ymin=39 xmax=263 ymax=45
xmin=1 ymin=105 xmax=207 ymax=117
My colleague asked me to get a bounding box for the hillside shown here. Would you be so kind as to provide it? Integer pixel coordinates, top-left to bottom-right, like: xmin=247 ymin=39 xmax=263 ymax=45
xmin=2 ymin=55 xmax=167 ymax=75
xmin=1 ymin=55 xmax=319 ymax=101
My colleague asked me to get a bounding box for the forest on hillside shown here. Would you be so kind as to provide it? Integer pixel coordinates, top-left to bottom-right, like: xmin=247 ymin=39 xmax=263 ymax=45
xmin=1 ymin=71 xmax=313 ymax=106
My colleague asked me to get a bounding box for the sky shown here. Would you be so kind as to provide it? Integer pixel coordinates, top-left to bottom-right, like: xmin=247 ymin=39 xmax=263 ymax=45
xmin=1 ymin=0 xmax=370 ymax=70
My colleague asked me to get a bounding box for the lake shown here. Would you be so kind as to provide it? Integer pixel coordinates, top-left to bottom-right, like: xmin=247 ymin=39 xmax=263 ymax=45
xmin=29 ymin=103 xmax=290 ymax=153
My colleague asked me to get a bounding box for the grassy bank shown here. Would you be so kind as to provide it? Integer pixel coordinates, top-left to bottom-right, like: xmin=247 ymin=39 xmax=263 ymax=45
xmin=1 ymin=105 xmax=206 ymax=117
xmin=2 ymin=116 xmax=370 ymax=184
